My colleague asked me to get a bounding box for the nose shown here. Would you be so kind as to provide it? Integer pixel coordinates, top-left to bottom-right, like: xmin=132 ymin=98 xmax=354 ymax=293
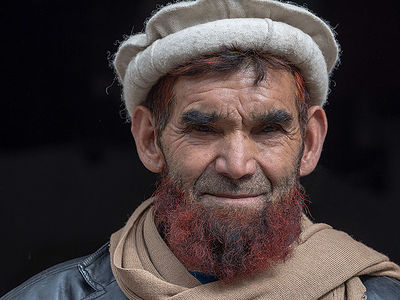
xmin=215 ymin=132 xmax=257 ymax=180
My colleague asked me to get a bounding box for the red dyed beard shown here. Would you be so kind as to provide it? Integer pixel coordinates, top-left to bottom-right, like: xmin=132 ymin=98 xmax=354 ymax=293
xmin=153 ymin=176 xmax=306 ymax=282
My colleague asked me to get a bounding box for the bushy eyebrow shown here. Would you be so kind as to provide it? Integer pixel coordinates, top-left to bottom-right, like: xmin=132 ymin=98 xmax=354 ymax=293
xmin=181 ymin=109 xmax=220 ymax=125
xmin=181 ymin=108 xmax=293 ymax=130
xmin=253 ymin=109 xmax=294 ymax=127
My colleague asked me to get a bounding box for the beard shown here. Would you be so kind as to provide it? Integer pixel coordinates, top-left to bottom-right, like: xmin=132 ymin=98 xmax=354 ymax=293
xmin=153 ymin=168 xmax=307 ymax=282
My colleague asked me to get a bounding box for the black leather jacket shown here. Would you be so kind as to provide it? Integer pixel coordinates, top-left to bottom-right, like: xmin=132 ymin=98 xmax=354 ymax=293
xmin=1 ymin=243 xmax=128 ymax=300
xmin=2 ymin=242 xmax=400 ymax=300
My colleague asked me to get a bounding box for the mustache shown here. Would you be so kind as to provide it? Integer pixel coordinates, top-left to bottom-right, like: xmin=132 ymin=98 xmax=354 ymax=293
xmin=192 ymin=168 xmax=272 ymax=197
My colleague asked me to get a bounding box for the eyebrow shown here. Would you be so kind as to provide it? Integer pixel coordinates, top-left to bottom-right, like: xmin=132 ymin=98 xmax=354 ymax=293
xmin=181 ymin=110 xmax=220 ymax=125
xmin=181 ymin=108 xmax=294 ymax=128
xmin=253 ymin=109 xmax=294 ymax=127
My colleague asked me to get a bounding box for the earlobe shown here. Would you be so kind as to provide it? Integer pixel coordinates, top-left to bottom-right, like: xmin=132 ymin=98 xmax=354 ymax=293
xmin=299 ymin=106 xmax=328 ymax=177
xmin=131 ymin=105 xmax=165 ymax=173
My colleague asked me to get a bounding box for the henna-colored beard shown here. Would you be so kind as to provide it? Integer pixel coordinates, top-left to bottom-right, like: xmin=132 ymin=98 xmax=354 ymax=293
xmin=153 ymin=177 xmax=306 ymax=282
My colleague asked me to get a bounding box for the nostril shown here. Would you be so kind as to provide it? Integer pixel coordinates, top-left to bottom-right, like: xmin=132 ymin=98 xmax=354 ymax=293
xmin=215 ymin=156 xmax=257 ymax=180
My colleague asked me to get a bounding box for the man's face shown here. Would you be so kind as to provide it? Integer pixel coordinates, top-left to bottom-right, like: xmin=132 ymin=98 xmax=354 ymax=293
xmin=153 ymin=68 xmax=306 ymax=280
xmin=160 ymin=68 xmax=304 ymax=210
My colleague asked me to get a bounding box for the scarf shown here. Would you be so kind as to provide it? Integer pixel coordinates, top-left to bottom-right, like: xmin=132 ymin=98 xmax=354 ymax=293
xmin=110 ymin=198 xmax=400 ymax=299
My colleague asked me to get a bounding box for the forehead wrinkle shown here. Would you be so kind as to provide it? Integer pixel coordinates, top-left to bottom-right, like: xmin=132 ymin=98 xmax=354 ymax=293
xmin=175 ymin=71 xmax=271 ymax=102
xmin=173 ymin=70 xmax=297 ymax=127
xmin=178 ymin=86 xmax=268 ymax=106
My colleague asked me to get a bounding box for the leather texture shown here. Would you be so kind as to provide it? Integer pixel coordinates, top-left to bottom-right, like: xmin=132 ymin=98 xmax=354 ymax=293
xmin=361 ymin=275 xmax=400 ymax=300
xmin=1 ymin=243 xmax=128 ymax=300
xmin=2 ymin=242 xmax=399 ymax=299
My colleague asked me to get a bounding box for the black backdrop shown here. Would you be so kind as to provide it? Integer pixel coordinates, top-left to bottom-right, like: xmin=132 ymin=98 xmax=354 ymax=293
xmin=1 ymin=0 xmax=400 ymax=296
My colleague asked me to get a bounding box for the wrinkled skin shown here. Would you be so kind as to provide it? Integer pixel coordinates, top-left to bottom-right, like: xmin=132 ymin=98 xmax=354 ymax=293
xmin=160 ymin=69 xmax=303 ymax=210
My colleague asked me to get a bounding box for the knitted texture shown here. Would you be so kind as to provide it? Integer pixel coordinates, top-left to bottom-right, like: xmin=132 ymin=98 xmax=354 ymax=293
xmin=113 ymin=0 xmax=340 ymax=118
xmin=110 ymin=198 xmax=400 ymax=300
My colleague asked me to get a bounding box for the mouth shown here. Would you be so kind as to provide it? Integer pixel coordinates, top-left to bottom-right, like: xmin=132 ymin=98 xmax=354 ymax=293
xmin=199 ymin=193 xmax=266 ymax=208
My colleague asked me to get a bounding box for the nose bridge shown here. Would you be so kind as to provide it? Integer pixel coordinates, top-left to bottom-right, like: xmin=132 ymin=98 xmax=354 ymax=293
xmin=215 ymin=131 xmax=256 ymax=179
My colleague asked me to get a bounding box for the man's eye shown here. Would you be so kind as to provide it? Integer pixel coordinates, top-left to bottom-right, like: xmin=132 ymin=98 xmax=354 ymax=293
xmin=257 ymin=124 xmax=289 ymax=135
xmin=262 ymin=125 xmax=281 ymax=133
xmin=182 ymin=124 xmax=215 ymax=134
xmin=193 ymin=124 xmax=214 ymax=132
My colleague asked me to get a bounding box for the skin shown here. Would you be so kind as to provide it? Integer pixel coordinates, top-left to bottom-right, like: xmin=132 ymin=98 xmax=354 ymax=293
xmin=131 ymin=68 xmax=328 ymax=212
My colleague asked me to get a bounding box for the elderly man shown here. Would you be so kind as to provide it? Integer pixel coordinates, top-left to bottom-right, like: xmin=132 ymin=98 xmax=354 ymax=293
xmin=3 ymin=0 xmax=400 ymax=299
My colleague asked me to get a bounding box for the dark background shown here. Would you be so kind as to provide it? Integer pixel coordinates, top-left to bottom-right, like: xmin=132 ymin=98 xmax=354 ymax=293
xmin=1 ymin=0 xmax=399 ymax=296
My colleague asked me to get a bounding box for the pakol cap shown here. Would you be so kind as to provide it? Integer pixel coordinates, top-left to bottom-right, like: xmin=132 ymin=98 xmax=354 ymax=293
xmin=114 ymin=0 xmax=339 ymax=118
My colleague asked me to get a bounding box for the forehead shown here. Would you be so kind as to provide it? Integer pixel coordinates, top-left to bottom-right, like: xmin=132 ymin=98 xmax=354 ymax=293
xmin=171 ymin=68 xmax=297 ymax=119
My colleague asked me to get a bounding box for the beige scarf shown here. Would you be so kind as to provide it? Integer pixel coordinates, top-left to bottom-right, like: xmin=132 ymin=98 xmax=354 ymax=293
xmin=110 ymin=198 xmax=400 ymax=300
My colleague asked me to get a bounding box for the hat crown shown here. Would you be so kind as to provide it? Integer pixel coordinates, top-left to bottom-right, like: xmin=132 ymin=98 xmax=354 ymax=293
xmin=144 ymin=0 xmax=338 ymax=69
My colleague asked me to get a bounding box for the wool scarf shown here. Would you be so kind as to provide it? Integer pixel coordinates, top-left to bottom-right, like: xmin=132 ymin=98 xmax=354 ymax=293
xmin=110 ymin=198 xmax=400 ymax=299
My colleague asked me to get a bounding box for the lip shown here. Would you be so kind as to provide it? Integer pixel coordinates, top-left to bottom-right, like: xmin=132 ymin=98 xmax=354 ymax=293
xmin=200 ymin=193 xmax=265 ymax=207
xmin=207 ymin=193 xmax=261 ymax=199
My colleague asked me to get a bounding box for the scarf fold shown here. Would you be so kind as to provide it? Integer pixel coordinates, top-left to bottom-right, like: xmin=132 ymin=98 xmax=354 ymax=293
xmin=110 ymin=198 xmax=400 ymax=300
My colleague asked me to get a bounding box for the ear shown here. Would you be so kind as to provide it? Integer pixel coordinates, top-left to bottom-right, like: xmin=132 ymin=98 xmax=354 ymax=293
xmin=131 ymin=105 xmax=165 ymax=173
xmin=299 ymin=105 xmax=328 ymax=177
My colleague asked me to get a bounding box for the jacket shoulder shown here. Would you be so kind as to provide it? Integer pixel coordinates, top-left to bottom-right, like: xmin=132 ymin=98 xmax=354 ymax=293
xmin=1 ymin=243 xmax=127 ymax=300
xmin=361 ymin=275 xmax=400 ymax=300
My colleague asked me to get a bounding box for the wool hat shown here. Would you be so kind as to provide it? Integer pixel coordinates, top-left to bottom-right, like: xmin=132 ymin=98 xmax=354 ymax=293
xmin=114 ymin=0 xmax=339 ymax=118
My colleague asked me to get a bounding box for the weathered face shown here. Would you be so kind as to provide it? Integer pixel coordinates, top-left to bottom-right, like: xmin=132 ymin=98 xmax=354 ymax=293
xmin=132 ymin=65 xmax=326 ymax=279
xmin=159 ymin=68 xmax=304 ymax=212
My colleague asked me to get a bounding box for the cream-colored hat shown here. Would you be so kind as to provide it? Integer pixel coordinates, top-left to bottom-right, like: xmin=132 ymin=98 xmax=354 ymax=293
xmin=114 ymin=0 xmax=339 ymax=118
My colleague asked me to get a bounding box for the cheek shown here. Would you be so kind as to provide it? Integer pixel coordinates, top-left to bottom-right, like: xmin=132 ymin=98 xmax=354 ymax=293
xmin=165 ymin=141 xmax=218 ymax=187
xmin=256 ymin=141 xmax=302 ymax=183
